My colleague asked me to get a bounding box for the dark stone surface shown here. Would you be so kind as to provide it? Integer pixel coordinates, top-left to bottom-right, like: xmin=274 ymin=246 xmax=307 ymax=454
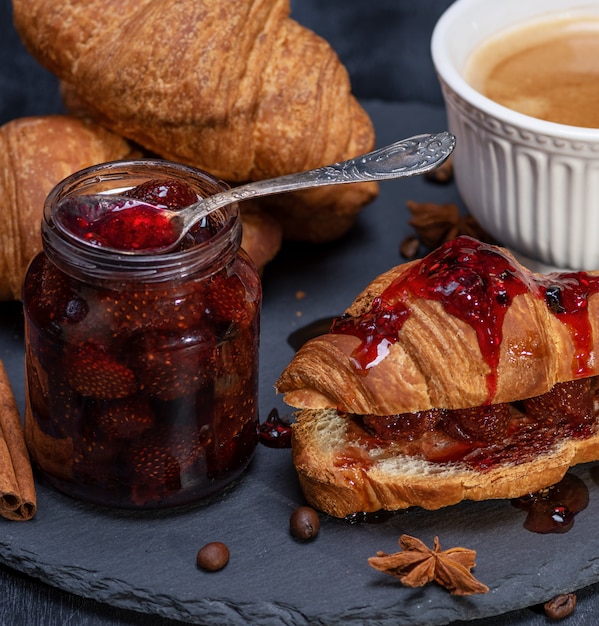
xmin=2 ymin=0 xmax=599 ymax=623
xmin=2 ymin=100 xmax=599 ymax=626
xmin=289 ymin=0 xmax=451 ymax=106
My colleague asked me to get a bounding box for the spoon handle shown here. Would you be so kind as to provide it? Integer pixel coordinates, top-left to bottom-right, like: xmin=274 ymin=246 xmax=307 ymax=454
xmin=192 ymin=131 xmax=455 ymax=219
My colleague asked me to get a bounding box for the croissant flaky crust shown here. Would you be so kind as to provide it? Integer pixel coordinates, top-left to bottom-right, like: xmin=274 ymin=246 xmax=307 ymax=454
xmin=13 ymin=0 xmax=378 ymax=242
xmin=277 ymin=236 xmax=599 ymax=516
xmin=276 ymin=236 xmax=599 ymax=415
xmin=0 ymin=115 xmax=136 ymax=301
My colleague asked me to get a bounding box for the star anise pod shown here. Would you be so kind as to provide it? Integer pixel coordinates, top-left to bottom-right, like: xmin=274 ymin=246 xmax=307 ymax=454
xmin=406 ymin=200 xmax=460 ymax=249
xmin=368 ymin=534 xmax=489 ymax=596
xmin=402 ymin=200 xmax=496 ymax=260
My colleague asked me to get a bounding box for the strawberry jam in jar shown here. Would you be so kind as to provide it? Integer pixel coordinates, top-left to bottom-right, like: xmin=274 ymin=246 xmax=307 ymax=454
xmin=22 ymin=160 xmax=261 ymax=509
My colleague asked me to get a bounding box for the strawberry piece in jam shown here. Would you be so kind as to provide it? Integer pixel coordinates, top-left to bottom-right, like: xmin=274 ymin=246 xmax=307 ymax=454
xmin=92 ymin=202 xmax=178 ymax=251
xmin=124 ymin=178 xmax=198 ymax=209
xmin=57 ymin=195 xmax=180 ymax=251
xmin=126 ymin=328 xmax=216 ymax=401
xmin=63 ymin=342 xmax=137 ymax=399
xmin=94 ymin=397 xmax=156 ymax=440
xmin=55 ymin=179 xmax=212 ymax=252
xmin=357 ymin=376 xmax=599 ymax=470
xmin=259 ymin=408 xmax=293 ymax=448
xmin=441 ymin=403 xmax=512 ymax=443
xmin=362 ymin=409 xmax=442 ymax=441
xmin=523 ymin=379 xmax=595 ymax=429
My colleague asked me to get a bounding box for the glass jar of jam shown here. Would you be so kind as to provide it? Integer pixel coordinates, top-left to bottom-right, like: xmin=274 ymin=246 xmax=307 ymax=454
xmin=22 ymin=159 xmax=261 ymax=509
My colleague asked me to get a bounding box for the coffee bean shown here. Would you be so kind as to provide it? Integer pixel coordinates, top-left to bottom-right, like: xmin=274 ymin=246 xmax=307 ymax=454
xmin=543 ymin=593 xmax=576 ymax=620
xmin=290 ymin=506 xmax=320 ymax=540
xmin=196 ymin=541 xmax=230 ymax=571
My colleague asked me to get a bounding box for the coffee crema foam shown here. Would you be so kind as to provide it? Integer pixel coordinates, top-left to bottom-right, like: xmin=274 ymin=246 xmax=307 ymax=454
xmin=465 ymin=15 xmax=599 ymax=129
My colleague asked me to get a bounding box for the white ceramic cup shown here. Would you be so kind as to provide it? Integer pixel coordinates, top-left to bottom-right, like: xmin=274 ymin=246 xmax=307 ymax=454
xmin=431 ymin=0 xmax=599 ymax=271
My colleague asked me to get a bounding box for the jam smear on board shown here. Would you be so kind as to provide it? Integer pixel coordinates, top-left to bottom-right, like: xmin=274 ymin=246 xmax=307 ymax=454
xmin=511 ymin=473 xmax=589 ymax=534
xmin=259 ymin=408 xmax=293 ymax=449
xmin=331 ymin=236 xmax=599 ymax=400
xmin=344 ymin=510 xmax=399 ymax=524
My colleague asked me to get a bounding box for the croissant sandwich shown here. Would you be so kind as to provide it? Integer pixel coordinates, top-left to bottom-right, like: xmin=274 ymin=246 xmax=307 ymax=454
xmin=13 ymin=0 xmax=378 ymax=243
xmin=276 ymin=236 xmax=599 ymax=517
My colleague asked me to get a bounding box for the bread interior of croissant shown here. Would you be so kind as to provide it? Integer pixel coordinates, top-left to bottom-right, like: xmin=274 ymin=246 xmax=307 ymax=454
xmin=291 ymin=376 xmax=599 ymax=518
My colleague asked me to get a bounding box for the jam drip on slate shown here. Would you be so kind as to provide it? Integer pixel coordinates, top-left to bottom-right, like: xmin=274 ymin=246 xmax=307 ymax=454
xmin=331 ymin=236 xmax=599 ymax=400
xmin=259 ymin=408 xmax=293 ymax=449
xmin=512 ymin=473 xmax=589 ymax=534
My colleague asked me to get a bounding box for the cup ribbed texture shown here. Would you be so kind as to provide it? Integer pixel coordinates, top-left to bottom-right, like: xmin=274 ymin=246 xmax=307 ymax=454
xmin=441 ymin=79 xmax=599 ymax=270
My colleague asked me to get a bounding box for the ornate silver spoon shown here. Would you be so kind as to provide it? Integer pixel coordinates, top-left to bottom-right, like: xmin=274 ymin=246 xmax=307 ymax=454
xmin=54 ymin=131 xmax=455 ymax=254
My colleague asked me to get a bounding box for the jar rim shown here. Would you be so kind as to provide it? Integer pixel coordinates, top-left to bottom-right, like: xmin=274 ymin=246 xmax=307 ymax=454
xmin=42 ymin=159 xmax=242 ymax=282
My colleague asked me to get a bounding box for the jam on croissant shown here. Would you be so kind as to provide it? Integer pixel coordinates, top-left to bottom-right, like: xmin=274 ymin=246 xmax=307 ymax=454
xmin=358 ymin=377 xmax=598 ymax=470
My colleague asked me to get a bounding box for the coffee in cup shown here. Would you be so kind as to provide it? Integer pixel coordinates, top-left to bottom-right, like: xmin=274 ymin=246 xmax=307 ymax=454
xmin=432 ymin=0 xmax=599 ymax=270
xmin=464 ymin=15 xmax=599 ymax=128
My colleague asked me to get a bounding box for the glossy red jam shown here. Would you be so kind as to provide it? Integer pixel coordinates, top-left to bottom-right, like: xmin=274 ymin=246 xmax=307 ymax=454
xmin=353 ymin=377 xmax=598 ymax=470
xmin=60 ymin=198 xmax=179 ymax=251
xmin=23 ymin=162 xmax=261 ymax=509
xmin=258 ymin=408 xmax=293 ymax=449
xmin=56 ymin=178 xmax=201 ymax=251
xmin=512 ymin=473 xmax=589 ymax=534
xmin=331 ymin=236 xmax=599 ymax=400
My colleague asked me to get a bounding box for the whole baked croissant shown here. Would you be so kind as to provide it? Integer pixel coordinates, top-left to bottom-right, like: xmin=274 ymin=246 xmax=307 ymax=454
xmin=13 ymin=0 xmax=378 ymax=243
xmin=0 ymin=115 xmax=136 ymax=301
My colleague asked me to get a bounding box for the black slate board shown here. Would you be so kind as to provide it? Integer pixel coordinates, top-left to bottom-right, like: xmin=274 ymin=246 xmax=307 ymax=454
xmin=1 ymin=100 xmax=599 ymax=625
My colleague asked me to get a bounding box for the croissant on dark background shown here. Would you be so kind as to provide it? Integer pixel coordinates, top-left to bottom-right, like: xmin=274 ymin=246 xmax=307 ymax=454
xmin=13 ymin=0 xmax=378 ymax=244
xmin=277 ymin=237 xmax=599 ymax=516
xmin=0 ymin=115 xmax=137 ymax=301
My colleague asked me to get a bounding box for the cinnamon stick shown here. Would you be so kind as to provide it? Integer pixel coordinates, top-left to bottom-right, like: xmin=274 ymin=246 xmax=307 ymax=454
xmin=0 ymin=360 xmax=36 ymax=520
